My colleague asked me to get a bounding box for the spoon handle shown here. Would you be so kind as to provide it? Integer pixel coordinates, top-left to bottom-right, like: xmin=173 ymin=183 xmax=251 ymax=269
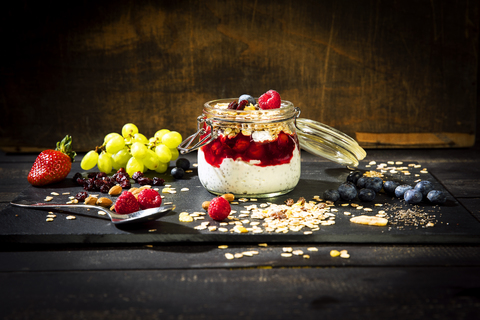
xmin=10 ymin=202 xmax=112 ymax=217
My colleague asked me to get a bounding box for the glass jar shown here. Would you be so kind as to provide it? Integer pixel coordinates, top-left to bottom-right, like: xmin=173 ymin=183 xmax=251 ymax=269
xmin=179 ymin=98 xmax=366 ymax=198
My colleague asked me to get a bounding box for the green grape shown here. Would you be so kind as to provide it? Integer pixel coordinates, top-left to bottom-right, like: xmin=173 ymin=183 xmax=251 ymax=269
xmin=132 ymin=133 xmax=149 ymax=144
xmin=81 ymin=150 xmax=99 ymax=170
xmin=122 ymin=123 xmax=139 ymax=139
xmin=131 ymin=142 xmax=147 ymax=159
xmin=162 ymin=131 xmax=183 ymax=148
xmin=112 ymin=148 xmax=131 ymax=167
xmin=155 ymin=161 xmax=169 ymax=173
xmin=105 ymin=134 xmax=125 ymax=154
xmin=98 ymin=152 xmax=113 ymax=174
xmin=104 ymin=132 xmax=122 ymax=144
xmin=111 ymin=154 xmax=122 ymax=170
xmin=169 ymin=147 xmax=179 ymax=161
xmin=143 ymin=149 xmax=160 ymax=171
xmin=154 ymin=129 xmax=170 ymax=143
xmin=126 ymin=157 xmax=144 ymax=176
xmin=155 ymin=144 xmax=172 ymax=163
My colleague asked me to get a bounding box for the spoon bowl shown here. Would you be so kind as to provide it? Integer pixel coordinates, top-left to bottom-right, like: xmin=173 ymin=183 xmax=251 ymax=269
xmin=10 ymin=202 xmax=175 ymax=225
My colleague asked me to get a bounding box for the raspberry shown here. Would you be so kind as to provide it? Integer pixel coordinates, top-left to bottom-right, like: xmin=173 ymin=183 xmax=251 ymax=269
xmin=115 ymin=191 xmax=140 ymax=214
xmin=258 ymin=90 xmax=281 ymax=110
xmin=137 ymin=189 xmax=162 ymax=210
xmin=208 ymin=196 xmax=231 ymax=221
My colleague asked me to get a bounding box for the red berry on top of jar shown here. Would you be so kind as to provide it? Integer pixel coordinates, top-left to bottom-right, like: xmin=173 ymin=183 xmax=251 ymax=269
xmin=258 ymin=90 xmax=281 ymax=110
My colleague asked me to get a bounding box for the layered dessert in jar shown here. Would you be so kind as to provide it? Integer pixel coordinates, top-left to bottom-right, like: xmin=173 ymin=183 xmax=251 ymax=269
xmin=197 ymin=90 xmax=301 ymax=198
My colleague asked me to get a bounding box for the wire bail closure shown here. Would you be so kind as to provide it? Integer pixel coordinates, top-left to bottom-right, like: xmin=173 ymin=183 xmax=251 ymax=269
xmin=178 ymin=116 xmax=217 ymax=154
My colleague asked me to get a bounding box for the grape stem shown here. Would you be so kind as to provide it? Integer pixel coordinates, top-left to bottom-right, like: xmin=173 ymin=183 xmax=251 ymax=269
xmin=94 ymin=145 xmax=105 ymax=154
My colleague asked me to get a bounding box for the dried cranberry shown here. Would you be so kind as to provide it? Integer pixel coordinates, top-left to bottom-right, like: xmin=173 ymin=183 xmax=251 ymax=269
xmin=227 ymin=101 xmax=238 ymax=109
xmin=75 ymin=191 xmax=88 ymax=201
xmin=137 ymin=177 xmax=153 ymax=186
xmin=132 ymin=171 xmax=144 ymax=182
xmin=87 ymin=172 xmax=98 ymax=179
xmin=152 ymin=177 xmax=165 ymax=186
xmin=83 ymin=181 xmax=95 ymax=191
xmin=96 ymin=172 xmax=107 ymax=179
xmin=236 ymin=100 xmax=248 ymax=110
xmin=72 ymin=172 xmax=83 ymax=183
xmin=94 ymin=179 xmax=104 ymax=189
xmin=76 ymin=177 xmax=86 ymax=186
xmin=117 ymin=168 xmax=126 ymax=174
xmin=100 ymin=184 xmax=110 ymax=193
xmin=119 ymin=179 xmax=131 ymax=189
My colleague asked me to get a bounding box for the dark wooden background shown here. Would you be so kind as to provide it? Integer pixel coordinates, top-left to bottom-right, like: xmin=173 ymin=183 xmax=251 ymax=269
xmin=0 ymin=0 xmax=478 ymax=152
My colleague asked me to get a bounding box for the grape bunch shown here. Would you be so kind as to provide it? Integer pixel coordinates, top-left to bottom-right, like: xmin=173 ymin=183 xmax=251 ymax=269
xmin=80 ymin=123 xmax=183 ymax=176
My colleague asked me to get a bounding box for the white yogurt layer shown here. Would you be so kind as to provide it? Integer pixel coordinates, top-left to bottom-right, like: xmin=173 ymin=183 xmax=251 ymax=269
xmin=198 ymin=146 xmax=301 ymax=197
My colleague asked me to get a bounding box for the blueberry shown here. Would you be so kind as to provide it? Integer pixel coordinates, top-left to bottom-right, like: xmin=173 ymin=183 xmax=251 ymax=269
xmin=404 ymin=189 xmax=422 ymax=204
xmin=358 ymin=188 xmax=376 ymax=202
xmin=365 ymin=177 xmax=383 ymax=193
xmin=338 ymin=182 xmax=357 ymax=201
xmin=414 ymin=181 xmax=434 ymax=197
xmin=356 ymin=176 xmax=368 ymax=189
xmin=427 ymin=190 xmax=446 ymax=204
xmin=176 ymin=158 xmax=190 ymax=170
xmin=383 ymin=180 xmax=399 ymax=196
xmin=171 ymin=167 xmax=185 ymax=179
xmin=395 ymin=184 xmax=412 ymax=198
xmin=323 ymin=189 xmax=340 ymax=202
xmin=347 ymin=171 xmax=363 ymax=185
xmin=238 ymin=94 xmax=256 ymax=105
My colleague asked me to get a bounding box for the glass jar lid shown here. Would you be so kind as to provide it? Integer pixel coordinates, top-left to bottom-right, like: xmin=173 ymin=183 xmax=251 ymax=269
xmin=296 ymin=118 xmax=366 ymax=167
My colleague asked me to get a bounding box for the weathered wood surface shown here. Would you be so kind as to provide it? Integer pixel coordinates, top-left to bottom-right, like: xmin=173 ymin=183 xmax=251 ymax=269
xmin=0 ymin=0 xmax=478 ymax=151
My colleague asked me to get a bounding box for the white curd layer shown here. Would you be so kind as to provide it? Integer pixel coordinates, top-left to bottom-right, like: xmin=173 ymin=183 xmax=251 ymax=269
xmin=198 ymin=146 xmax=301 ymax=197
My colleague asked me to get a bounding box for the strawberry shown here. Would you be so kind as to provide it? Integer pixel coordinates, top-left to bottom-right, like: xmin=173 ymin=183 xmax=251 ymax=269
xmin=258 ymin=90 xmax=281 ymax=110
xmin=137 ymin=189 xmax=162 ymax=209
xmin=27 ymin=135 xmax=76 ymax=187
xmin=208 ymin=196 xmax=231 ymax=221
xmin=115 ymin=191 xmax=140 ymax=214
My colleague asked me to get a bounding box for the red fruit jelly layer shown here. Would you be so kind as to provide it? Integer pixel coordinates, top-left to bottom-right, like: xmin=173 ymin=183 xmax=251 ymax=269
xmin=201 ymin=131 xmax=298 ymax=168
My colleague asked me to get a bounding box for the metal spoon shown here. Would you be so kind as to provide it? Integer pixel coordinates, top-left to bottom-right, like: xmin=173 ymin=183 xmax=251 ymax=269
xmin=10 ymin=202 xmax=175 ymax=225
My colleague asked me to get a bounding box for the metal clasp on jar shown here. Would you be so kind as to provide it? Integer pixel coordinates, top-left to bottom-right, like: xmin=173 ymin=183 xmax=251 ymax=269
xmin=178 ymin=116 xmax=217 ymax=154
xmin=178 ymin=107 xmax=301 ymax=154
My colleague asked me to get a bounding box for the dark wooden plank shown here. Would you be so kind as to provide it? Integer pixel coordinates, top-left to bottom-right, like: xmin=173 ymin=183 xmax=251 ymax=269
xmin=1 ymin=244 xmax=480 ymax=272
xmin=0 ymin=0 xmax=477 ymax=151
xmin=1 ymin=267 xmax=480 ymax=320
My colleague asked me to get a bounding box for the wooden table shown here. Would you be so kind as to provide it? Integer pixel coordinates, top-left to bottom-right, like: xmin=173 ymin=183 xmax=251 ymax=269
xmin=1 ymin=145 xmax=479 ymax=320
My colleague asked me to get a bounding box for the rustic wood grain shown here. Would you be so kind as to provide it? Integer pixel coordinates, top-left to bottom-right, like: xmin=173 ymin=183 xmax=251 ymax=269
xmin=0 ymin=0 xmax=478 ymax=151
